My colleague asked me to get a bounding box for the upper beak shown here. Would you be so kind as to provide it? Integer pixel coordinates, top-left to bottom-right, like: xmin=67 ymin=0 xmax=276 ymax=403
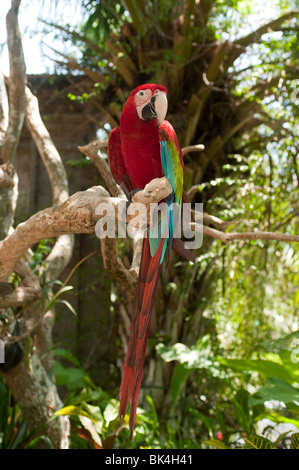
xmin=154 ymin=91 xmax=168 ymax=126
xmin=141 ymin=96 xmax=158 ymax=122
xmin=141 ymin=91 xmax=168 ymax=126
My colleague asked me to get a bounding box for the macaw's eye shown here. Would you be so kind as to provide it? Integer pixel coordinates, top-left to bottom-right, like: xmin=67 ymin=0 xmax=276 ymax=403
xmin=138 ymin=91 xmax=145 ymax=97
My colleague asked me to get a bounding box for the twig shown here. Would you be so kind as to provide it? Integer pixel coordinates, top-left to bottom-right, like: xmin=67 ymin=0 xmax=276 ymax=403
xmin=182 ymin=144 xmax=205 ymax=155
xmin=78 ymin=140 xmax=121 ymax=197
xmin=192 ymin=223 xmax=299 ymax=244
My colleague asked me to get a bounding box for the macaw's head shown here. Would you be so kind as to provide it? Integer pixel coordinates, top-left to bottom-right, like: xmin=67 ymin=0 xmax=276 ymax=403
xmin=121 ymin=84 xmax=168 ymax=127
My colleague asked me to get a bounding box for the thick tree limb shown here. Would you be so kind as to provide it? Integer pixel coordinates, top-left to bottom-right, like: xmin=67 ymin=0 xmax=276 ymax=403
xmin=2 ymin=354 xmax=70 ymax=448
xmin=0 ymin=185 xmax=108 ymax=281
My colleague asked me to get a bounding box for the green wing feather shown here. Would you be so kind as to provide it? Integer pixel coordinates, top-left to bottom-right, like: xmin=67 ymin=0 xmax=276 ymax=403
xmin=148 ymin=121 xmax=184 ymax=261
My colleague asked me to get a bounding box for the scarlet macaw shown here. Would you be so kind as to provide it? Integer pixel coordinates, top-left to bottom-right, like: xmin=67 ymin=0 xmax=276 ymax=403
xmin=108 ymin=84 xmax=193 ymax=439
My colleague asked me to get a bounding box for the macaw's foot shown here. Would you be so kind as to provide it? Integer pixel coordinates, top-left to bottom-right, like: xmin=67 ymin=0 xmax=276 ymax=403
xmin=125 ymin=188 xmax=143 ymax=211
xmin=125 ymin=188 xmax=147 ymax=230
xmin=128 ymin=188 xmax=143 ymax=204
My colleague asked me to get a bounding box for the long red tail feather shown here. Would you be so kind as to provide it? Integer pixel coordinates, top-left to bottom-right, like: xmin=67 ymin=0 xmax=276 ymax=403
xmin=119 ymin=236 xmax=164 ymax=439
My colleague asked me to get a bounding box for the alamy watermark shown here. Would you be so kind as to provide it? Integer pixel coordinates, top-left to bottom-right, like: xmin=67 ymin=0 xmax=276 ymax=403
xmin=94 ymin=201 xmax=203 ymax=250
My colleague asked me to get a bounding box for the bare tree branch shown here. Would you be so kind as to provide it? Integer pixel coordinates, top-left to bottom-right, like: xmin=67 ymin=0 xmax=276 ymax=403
xmin=0 ymin=162 xmax=14 ymax=188
xmin=25 ymin=86 xmax=69 ymax=206
xmin=100 ymin=237 xmax=137 ymax=296
xmin=0 ymin=68 xmax=9 ymax=146
xmin=192 ymin=223 xmax=299 ymax=244
xmin=1 ymin=0 xmax=26 ymax=163
xmin=0 ymin=258 xmax=41 ymax=309
xmin=78 ymin=140 xmax=121 ymax=197
xmin=182 ymin=143 xmax=205 ymax=155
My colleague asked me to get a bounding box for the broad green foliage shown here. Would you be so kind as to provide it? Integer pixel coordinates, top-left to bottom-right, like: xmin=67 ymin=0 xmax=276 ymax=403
xmin=156 ymin=332 xmax=299 ymax=448
xmin=50 ymin=328 xmax=299 ymax=448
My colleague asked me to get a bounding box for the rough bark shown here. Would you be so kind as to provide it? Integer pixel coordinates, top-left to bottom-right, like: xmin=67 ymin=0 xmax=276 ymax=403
xmin=2 ymin=354 xmax=70 ymax=449
xmin=1 ymin=0 xmax=26 ymax=164
xmin=0 ymin=1 xmax=26 ymax=241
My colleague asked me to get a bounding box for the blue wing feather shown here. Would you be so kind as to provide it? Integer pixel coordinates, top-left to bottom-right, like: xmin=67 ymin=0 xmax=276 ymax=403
xmin=148 ymin=122 xmax=184 ymax=264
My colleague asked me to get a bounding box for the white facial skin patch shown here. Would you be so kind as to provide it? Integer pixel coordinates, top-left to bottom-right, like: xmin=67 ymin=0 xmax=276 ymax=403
xmin=135 ymin=89 xmax=168 ymax=125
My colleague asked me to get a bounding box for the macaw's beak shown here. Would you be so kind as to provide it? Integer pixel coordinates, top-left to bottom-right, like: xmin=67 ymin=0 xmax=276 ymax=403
xmin=141 ymin=96 xmax=157 ymax=122
xmin=141 ymin=91 xmax=168 ymax=126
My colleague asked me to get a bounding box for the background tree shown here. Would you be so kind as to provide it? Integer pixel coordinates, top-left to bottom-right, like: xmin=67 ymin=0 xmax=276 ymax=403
xmin=0 ymin=0 xmax=298 ymax=449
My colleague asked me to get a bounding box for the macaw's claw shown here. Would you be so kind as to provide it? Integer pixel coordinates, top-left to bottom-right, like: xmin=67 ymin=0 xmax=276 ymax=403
xmin=128 ymin=188 xmax=143 ymax=203
xmin=125 ymin=188 xmax=143 ymax=211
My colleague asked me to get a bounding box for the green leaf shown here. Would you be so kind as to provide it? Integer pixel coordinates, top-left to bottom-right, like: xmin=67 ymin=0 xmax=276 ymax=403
xmin=57 ymin=299 xmax=77 ymax=315
xmin=79 ymin=415 xmax=103 ymax=447
xmin=54 ymin=405 xmax=95 ymax=421
xmin=244 ymin=435 xmax=276 ymax=449
xmin=258 ymin=411 xmax=299 ymax=429
xmin=218 ymin=358 xmax=295 ymax=383
xmin=52 ymin=348 xmax=81 ymax=367
xmin=290 ymin=432 xmax=299 ymax=449
xmin=170 ymin=364 xmax=193 ymax=404
xmin=25 ymin=435 xmax=54 ymax=449
xmin=103 ymin=399 xmax=119 ymax=427
xmin=156 ymin=335 xmax=213 ymax=369
xmin=55 ymin=285 xmax=74 ymax=296
xmin=249 ymin=378 xmax=299 ymax=406
xmin=54 ymin=362 xmax=93 ymax=390
xmin=146 ymin=395 xmax=158 ymax=427
xmin=273 ymin=430 xmax=293 ymax=447
xmin=278 ymin=349 xmax=299 ymax=381
xmin=205 ymin=438 xmax=229 ymax=449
